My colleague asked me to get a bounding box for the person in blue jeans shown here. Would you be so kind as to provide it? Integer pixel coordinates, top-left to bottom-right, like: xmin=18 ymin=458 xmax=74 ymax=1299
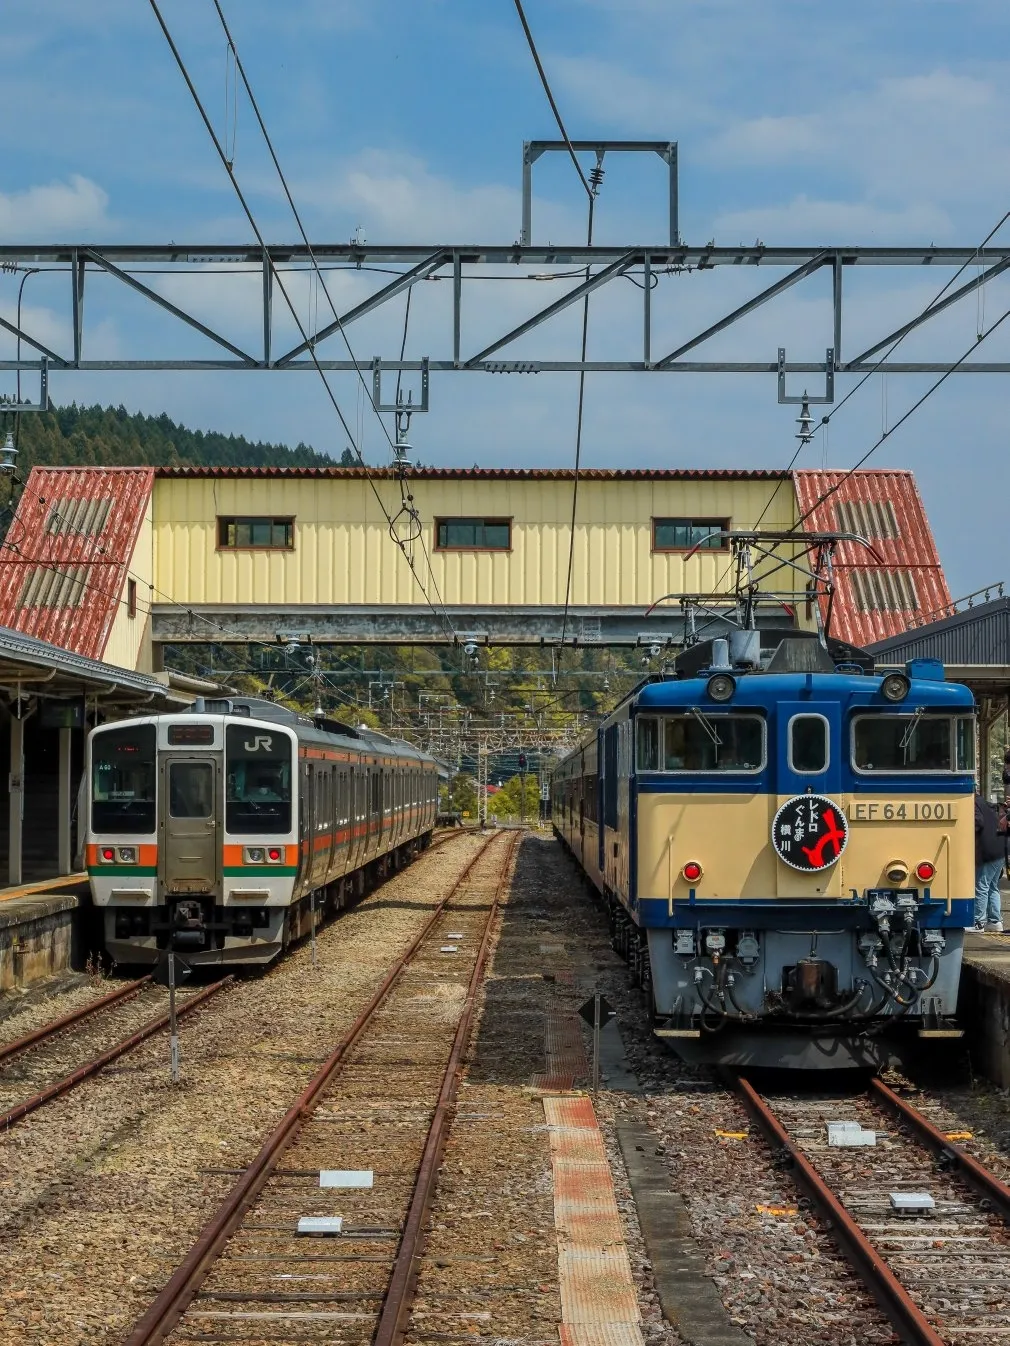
xmin=972 ymin=794 xmax=1006 ymax=932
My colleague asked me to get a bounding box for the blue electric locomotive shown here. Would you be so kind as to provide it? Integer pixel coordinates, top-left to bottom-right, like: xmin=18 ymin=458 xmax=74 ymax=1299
xmin=552 ymin=631 xmax=976 ymax=1069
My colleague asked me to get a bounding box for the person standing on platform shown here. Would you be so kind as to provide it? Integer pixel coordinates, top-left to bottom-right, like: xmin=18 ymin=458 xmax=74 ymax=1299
xmin=973 ymin=793 xmax=1006 ymax=933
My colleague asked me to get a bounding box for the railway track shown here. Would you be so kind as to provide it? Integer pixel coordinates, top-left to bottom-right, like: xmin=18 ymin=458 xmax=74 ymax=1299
xmin=0 ymin=978 xmax=230 ymax=1131
xmin=737 ymin=1076 xmax=1010 ymax=1345
xmin=0 ymin=830 xmax=471 ymax=1136
xmin=123 ymin=827 xmax=517 ymax=1346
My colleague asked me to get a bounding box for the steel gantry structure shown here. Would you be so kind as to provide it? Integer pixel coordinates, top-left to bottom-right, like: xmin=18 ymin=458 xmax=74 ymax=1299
xmin=3 ymin=242 xmax=1010 ymax=385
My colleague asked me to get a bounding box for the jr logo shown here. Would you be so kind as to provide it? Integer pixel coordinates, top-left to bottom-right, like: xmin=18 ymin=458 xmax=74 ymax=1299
xmin=244 ymin=735 xmax=273 ymax=752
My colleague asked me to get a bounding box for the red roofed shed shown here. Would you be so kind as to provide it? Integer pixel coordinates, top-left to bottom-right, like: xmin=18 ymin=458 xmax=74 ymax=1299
xmin=792 ymin=469 xmax=951 ymax=648
xmin=0 ymin=467 xmax=154 ymax=661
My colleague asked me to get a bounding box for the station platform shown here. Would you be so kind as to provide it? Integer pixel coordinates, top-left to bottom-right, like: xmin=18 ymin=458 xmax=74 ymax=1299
xmin=959 ymin=885 xmax=1010 ymax=1085
xmin=0 ymin=876 xmax=87 ymax=993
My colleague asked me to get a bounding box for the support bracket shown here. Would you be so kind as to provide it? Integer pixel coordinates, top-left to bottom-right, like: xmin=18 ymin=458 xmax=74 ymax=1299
xmin=778 ymin=347 xmax=834 ymax=405
xmin=371 ymin=356 xmax=429 ymax=414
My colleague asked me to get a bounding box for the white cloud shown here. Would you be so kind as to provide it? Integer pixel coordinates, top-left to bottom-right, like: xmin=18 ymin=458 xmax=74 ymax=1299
xmin=712 ymin=196 xmax=953 ymax=245
xmin=296 ymin=150 xmax=531 ymax=243
xmin=0 ymin=175 xmax=111 ymax=241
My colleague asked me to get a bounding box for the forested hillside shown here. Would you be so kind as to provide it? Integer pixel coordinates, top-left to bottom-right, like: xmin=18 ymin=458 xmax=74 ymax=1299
xmin=12 ymin=403 xmax=340 ymax=471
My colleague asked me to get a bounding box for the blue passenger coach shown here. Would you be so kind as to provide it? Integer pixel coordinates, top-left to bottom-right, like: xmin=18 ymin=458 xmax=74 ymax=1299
xmin=552 ymin=633 xmax=976 ymax=1068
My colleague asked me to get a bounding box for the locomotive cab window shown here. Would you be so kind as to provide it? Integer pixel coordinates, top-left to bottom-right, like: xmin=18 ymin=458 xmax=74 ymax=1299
xmin=91 ymin=724 xmax=157 ymax=834
xmin=852 ymin=714 xmax=975 ymax=773
xmin=789 ymin=715 xmax=829 ymax=773
xmin=636 ymin=713 xmax=765 ymax=773
xmin=225 ymin=726 xmax=292 ymax=833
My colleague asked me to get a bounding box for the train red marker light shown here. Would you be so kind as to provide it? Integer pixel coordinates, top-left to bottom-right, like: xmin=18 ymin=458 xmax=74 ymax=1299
xmin=915 ymin=861 xmax=936 ymax=883
xmin=682 ymin=861 xmax=703 ymax=883
xmin=101 ymin=847 xmax=115 ymax=862
xmin=267 ymin=847 xmax=282 ymax=863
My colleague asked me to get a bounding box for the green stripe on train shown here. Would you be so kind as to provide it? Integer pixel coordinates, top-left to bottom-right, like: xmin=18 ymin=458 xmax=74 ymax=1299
xmin=87 ymin=866 xmax=158 ymax=877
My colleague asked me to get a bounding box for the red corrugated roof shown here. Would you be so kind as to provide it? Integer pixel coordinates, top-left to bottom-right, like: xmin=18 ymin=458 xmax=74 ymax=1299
xmin=792 ymin=470 xmax=951 ymax=647
xmin=0 ymin=468 xmax=154 ymax=660
xmin=155 ymin=465 xmax=789 ymax=481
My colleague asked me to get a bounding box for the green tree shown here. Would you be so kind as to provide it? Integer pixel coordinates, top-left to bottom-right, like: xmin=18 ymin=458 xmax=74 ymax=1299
xmin=449 ymin=773 xmax=478 ymax=818
xmin=487 ymin=773 xmax=540 ymax=821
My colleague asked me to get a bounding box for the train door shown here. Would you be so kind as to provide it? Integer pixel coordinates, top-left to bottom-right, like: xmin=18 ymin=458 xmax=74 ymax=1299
xmin=160 ymin=754 xmax=220 ymax=897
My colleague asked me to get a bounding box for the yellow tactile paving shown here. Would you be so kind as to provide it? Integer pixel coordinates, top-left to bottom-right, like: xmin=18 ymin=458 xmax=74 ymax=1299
xmin=544 ymin=1094 xmax=645 ymax=1345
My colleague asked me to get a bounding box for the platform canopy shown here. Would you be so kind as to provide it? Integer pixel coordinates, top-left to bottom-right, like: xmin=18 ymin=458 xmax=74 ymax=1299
xmin=869 ymin=593 xmax=1010 ymax=796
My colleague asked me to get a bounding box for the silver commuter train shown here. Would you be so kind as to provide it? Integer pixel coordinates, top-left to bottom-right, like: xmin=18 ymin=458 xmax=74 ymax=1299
xmin=86 ymin=696 xmax=439 ymax=965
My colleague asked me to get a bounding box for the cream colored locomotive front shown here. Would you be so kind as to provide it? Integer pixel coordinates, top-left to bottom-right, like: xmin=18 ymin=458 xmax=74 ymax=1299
xmin=88 ymin=715 xmax=297 ymax=964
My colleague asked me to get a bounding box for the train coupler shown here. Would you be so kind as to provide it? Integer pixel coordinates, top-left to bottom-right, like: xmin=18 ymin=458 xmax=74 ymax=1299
xmin=917 ymin=996 xmax=963 ymax=1039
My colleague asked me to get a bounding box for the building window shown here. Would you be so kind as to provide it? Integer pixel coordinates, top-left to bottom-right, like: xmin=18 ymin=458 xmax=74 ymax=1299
xmin=435 ymin=517 xmax=511 ymax=550
xmin=652 ymin=518 xmax=728 ymax=551
xmin=127 ymin=578 xmax=137 ymax=619
xmin=218 ymin=517 xmax=294 ymax=550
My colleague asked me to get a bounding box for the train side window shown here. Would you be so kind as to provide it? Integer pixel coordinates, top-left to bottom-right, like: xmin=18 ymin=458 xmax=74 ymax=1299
xmin=789 ymin=715 xmax=829 ymax=773
xmin=637 ymin=717 xmax=660 ymax=771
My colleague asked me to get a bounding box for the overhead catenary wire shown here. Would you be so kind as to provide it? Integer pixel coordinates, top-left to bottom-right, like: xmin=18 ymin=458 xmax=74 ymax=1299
xmin=147 ymin=0 xmax=456 ymax=645
xmin=510 ymin=0 xmax=598 ymax=671
xmin=207 ymin=0 xmax=455 ymax=639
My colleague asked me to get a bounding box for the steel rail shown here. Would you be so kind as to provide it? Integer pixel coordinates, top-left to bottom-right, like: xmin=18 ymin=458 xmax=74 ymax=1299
xmin=0 ymin=978 xmax=231 ymax=1132
xmin=123 ymin=830 xmax=507 ymax=1346
xmin=869 ymin=1077 xmax=1010 ymax=1224
xmin=735 ymin=1076 xmax=945 ymax=1346
xmin=0 ymin=974 xmax=151 ymax=1066
xmin=374 ymin=831 xmax=519 ymax=1346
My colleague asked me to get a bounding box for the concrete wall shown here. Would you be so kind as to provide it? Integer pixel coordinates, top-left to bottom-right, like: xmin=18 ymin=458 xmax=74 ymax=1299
xmin=0 ymin=895 xmax=78 ymax=992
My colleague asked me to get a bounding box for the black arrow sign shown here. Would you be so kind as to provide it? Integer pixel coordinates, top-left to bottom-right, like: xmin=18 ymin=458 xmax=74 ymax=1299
xmin=578 ymin=994 xmax=616 ymax=1028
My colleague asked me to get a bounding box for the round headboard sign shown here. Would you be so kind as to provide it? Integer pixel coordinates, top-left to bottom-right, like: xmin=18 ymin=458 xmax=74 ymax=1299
xmin=772 ymin=794 xmax=849 ymax=872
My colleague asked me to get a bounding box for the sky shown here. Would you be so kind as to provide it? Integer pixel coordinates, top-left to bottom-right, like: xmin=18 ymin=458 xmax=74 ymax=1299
xmin=4 ymin=0 xmax=1010 ymax=597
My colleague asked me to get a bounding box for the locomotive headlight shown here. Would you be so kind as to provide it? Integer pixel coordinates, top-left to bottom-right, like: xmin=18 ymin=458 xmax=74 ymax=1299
xmin=116 ymin=846 xmax=137 ymax=865
xmin=706 ymin=673 xmax=736 ymax=702
xmin=881 ymin=672 xmax=911 ymax=703
xmin=885 ymin=859 xmax=909 ymax=883
xmin=244 ymin=847 xmax=266 ymax=864
xmin=682 ymin=860 xmax=703 ymax=882
xmin=915 ymin=860 xmax=937 ymax=883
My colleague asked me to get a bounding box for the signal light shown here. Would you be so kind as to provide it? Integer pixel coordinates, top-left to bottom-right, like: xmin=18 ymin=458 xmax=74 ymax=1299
xmin=881 ymin=672 xmax=911 ymax=703
xmin=101 ymin=847 xmax=115 ymax=862
xmin=682 ymin=861 xmax=703 ymax=883
xmin=915 ymin=860 xmax=936 ymax=883
xmin=267 ymin=847 xmax=282 ymax=862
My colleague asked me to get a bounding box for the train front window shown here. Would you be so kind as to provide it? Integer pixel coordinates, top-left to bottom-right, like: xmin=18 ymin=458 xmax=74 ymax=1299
xmin=169 ymin=762 xmax=213 ymax=818
xmin=225 ymin=725 xmax=292 ymax=833
xmin=852 ymin=714 xmax=974 ymax=773
xmin=91 ymin=725 xmax=156 ymax=833
xmin=636 ymin=714 xmax=765 ymax=772
xmin=789 ymin=715 xmax=829 ymax=773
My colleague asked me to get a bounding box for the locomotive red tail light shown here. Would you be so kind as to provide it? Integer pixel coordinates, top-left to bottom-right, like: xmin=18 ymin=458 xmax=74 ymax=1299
xmin=915 ymin=861 xmax=937 ymax=883
xmin=682 ymin=861 xmax=703 ymax=883
xmin=100 ymin=847 xmax=115 ymax=862
xmin=267 ymin=847 xmax=283 ymax=863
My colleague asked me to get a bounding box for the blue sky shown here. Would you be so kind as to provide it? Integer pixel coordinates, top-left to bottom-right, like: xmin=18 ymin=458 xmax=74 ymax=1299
xmin=4 ymin=0 xmax=1010 ymax=597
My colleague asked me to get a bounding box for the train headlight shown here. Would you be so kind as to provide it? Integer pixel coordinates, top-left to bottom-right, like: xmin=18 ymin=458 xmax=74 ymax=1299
xmin=117 ymin=846 xmax=137 ymax=865
xmin=100 ymin=846 xmax=116 ymax=863
xmin=881 ymin=672 xmax=911 ymax=703
xmin=682 ymin=861 xmax=703 ymax=882
xmin=915 ymin=860 xmax=937 ymax=883
xmin=267 ymin=847 xmax=283 ymax=863
xmin=885 ymin=859 xmax=909 ymax=883
xmin=244 ymin=847 xmax=266 ymax=864
xmin=706 ymin=673 xmax=736 ymax=702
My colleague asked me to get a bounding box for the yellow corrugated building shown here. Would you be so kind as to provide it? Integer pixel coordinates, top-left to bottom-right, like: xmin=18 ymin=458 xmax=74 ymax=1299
xmin=0 ymin=465 xmax=952 ymax=671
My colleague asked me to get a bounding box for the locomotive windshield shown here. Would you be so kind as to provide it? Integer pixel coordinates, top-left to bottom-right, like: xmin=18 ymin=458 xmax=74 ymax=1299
xmin=225 ymin=725 xmax=292 ymax=833
xmin=636 ymin=713 xmax=765 ymax=773
xmin=852 ymin=714 xmax=975 ymax=773
xmin=91 ymin=724 xmax=157 ymax=833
